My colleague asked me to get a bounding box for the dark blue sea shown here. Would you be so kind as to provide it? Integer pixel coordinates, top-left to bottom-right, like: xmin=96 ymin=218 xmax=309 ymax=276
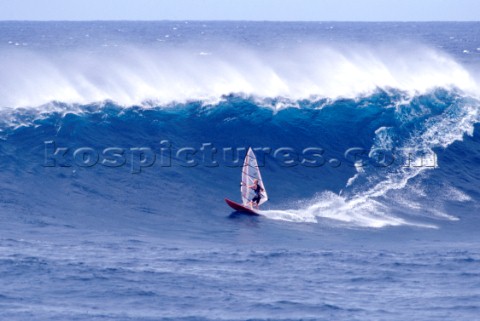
xmin=1 ymin=21 xmax=480 ymax=320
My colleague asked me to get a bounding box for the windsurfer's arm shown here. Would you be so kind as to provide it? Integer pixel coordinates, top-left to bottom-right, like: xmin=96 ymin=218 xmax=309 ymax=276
xmin=240 ymin=182 xmax=254 ymax=189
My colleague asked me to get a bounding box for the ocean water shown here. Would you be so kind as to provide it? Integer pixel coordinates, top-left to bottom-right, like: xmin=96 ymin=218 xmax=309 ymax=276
xmin=1 ymin=21 xmax=480 ymax=320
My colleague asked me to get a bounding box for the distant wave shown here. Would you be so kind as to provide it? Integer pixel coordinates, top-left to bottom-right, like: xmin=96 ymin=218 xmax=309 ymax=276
xmin=0 ymin=43 xmax=477 ymax=109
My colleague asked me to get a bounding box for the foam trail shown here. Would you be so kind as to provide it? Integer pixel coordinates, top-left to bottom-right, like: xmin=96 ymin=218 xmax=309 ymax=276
xmin=0 ymin=44 xmax=477 ymax=109
xmin=262 ymin=192 xmax=437 ymax=228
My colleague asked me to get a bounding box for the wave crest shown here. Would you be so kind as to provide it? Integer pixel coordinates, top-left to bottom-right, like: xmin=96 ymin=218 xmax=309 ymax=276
xmin=0 ymin=43 xmax=477 ymax=108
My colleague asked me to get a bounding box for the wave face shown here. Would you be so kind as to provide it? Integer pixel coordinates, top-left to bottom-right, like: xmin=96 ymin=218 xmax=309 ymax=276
xmin=1 ymin=90 xmax=479 ymax=231
xmin=2 ymin=21 xmax=480 ymax=321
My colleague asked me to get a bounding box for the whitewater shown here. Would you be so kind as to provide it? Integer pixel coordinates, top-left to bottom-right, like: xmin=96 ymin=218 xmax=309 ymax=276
xmin=0 ymin=42 xmax=477 ymax=108
xmin=1 ymin=21 xmax=480 ymax=320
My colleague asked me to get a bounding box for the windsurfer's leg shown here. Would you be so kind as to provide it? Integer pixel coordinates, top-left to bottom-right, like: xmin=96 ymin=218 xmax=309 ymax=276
xmin=251 ymin=196 xmax=260 ymax=209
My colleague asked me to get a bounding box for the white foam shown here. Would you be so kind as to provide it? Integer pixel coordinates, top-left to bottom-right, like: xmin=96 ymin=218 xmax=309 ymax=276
xmin=446 ymin=186 xmax=472 ymax=202
xmin=262 ymin=191 xmax=437 ymax=228
xmin=0 ymin=43 xmax=477 ymax=109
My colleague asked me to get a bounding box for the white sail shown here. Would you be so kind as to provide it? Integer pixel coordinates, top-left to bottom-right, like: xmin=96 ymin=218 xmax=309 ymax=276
xmin=241 ymin=148 xmax=268 ymax=206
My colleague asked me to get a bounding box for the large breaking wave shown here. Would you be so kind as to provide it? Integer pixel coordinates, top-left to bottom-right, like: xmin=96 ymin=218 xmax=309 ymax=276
xmin=0 ymin=25 xmax=479 ymax=230
xmin=0 ymin=93 xmax=478 ymax=230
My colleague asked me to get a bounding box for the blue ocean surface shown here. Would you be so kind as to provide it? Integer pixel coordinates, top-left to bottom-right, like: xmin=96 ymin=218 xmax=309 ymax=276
xmin=0 ymin=21 xmax=480 ymax=320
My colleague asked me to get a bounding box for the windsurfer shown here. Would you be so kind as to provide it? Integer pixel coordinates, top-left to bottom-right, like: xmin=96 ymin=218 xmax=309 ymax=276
xmin=248 ymin=179 xmax=264 ymax=209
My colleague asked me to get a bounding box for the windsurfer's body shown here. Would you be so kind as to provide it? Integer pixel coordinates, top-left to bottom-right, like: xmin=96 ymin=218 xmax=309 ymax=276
xmin=248 ymin=179 xmax=264 ymax=209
